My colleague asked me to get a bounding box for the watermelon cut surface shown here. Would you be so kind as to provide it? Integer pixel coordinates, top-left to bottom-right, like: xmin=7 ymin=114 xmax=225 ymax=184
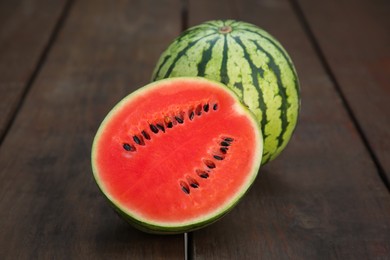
xmin=92 ymin=77 xmax=262 ymax=233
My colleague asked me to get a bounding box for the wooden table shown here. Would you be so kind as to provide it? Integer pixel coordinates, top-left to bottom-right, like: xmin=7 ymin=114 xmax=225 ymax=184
xmin=1 ymin=0 xmax=389 ymax=259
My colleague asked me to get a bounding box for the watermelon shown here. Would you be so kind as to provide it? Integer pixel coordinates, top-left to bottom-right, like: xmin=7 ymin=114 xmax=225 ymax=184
xmin=91 ymin=77 xmax=263 ymax=234
xmin=152 ymin=20 xmax=300 ymax=164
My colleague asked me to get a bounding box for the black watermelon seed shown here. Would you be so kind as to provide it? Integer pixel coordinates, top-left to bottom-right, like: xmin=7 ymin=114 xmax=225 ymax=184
xmin=150 ymin=124 xmax=158 ymax=133
xmin=156 ymin=123 xmax=165 ymax=132
xmin=220 ymin=147 xmax=228 ymax=154
xmin=190 ymin=182 xmax=199 ymax=188
xmin=204 ymin=160 xmax=216 ymax=169
xmin=123 ymin=143 xmax=136 ymax=152
xmin=196 ymin=169 xmax=209 ymax=179
xmin=213 ymin=104 xmax=218 ymax=110
xmin=175 ymin=116 xmax=183 ymax=124
xmin=221 ymin=141 xmax=230 ymax=147
xmin=213 ymin=155 xmax=224 ymax=160
xmin=133 ymin=135 xmax=144 ymax=145
xmin=164 ymin=117 xmax=173 ymax=128
xmin=200 ymin=173 xmax=209 ymax=178
xmin=195 ymin=104 xmax=202 ymax=116
xmin=187 ymin=177 xmax=199 ymax=188
xmin=224 ymin=137 xmax=234 ymax=142
xmin=180 ymin=181 xmax=190 ymax=194
xmin=123 ymin=143 xmax=131 ymax=151
xmin=189 ymin=111 xmax=194 ymax=120
xmin=181 ymin=186 xmax=190 ymax=194
xmin=141 ymin=130 xmax=151 ymax=140
xmin=203 ymin=103 xmax=209 ymax=112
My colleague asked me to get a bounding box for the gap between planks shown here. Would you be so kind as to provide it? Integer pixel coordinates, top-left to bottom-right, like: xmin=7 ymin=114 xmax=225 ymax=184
xmin=0 ymin=0 xmax=74 ymax=148
xmin=289 ymin=0 xmax=390 ymax=192
xmin=184 ymin=232 xmax=194 ymax=260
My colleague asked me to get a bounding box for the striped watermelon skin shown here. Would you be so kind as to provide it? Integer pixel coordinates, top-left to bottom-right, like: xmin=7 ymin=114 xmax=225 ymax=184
xmin=152 ymin=20 xmax=300 ymax=164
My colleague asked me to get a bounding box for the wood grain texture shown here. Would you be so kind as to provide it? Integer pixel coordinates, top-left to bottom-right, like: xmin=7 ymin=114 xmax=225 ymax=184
xmin=296 ymin=0 xmax=390 ymax=181
xmin=0 ymin=0 xmax=183 ymax=258
xmin=0 ymin=0 xmax=68 ymax=141
xmin=188 ymin=0 xmax=390 ymax=259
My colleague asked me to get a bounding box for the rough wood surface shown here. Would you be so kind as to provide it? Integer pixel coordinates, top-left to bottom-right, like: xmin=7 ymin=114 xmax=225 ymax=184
xmin=296 ymin=0 xmax=390 ymax=181
xmin=0 ymin=0 xmax=67 ymax=141
xmin=188 ymin=0 xmax=390 ymax=258
xmin=0 ymin=0 xmax=183 ymax=258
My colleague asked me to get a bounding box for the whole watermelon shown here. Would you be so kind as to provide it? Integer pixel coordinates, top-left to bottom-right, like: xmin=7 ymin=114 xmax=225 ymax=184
xmin=152 ymin=20 xmax=300 ymax=164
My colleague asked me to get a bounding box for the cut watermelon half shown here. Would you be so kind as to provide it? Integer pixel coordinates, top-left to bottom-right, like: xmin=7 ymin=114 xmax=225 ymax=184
xmin=91 ymin=77 xmax=263 ymax=233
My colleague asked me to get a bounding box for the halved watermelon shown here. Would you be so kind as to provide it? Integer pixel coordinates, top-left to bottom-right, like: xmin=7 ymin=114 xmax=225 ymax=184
xmin=91 ymin=77 xmax=262 ymax=233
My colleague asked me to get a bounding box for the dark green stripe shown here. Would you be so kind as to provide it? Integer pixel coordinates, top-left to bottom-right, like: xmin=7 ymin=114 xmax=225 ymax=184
xmin=220 ymin=35 xmax=229 ymax=85
xmin=228 ymin=20 xmax=242 ymax=28
xmin=202 ymin=20 xmax=222 ymax=28
xmin=162 ymin=33 xmax=216 ymax=78
xmin=178 ymin=26 xmax=216 ymax=41
xmin=250 ymin=39 xmax=289 ymax=149
xmin=177 ymin=22 xmax=219 ymax=42
xmin=233 ymin=36 xmax=268 ymax=140
xmin=197 ymin=36 xmax=220 ymax=76
xmin=233 ymin=81 xmax=244 ymax=97
xmin=152 ymin=55 xmax=171 ymax=81
xmin=241 ymin=28 xmax=300 ymax=97
xmin=262 ymin=151 xmax=270 ymax=164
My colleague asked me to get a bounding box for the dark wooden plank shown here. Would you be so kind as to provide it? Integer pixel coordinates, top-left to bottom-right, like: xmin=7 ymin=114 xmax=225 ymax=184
xmin=0 ymin=0 xmax=184 ymax=258
xmin=188 ymin=0 xmax=390 ymax=259
xmin=0 ymin=0 xmax=68 ymax=141
xmin=295 ymin=0 xmax=390 ymax=181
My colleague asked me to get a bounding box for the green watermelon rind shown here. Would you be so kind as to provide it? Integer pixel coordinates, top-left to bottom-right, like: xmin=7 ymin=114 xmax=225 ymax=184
xmin=91 ymin=77 xmax=263 ymax=234
xmin=152 ymin=19 xmax=300 ymax=165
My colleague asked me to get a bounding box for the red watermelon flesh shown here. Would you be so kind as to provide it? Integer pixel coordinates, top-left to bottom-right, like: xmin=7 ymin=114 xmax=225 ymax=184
xmin=91 ymin=77 xmax=262 ymax=233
